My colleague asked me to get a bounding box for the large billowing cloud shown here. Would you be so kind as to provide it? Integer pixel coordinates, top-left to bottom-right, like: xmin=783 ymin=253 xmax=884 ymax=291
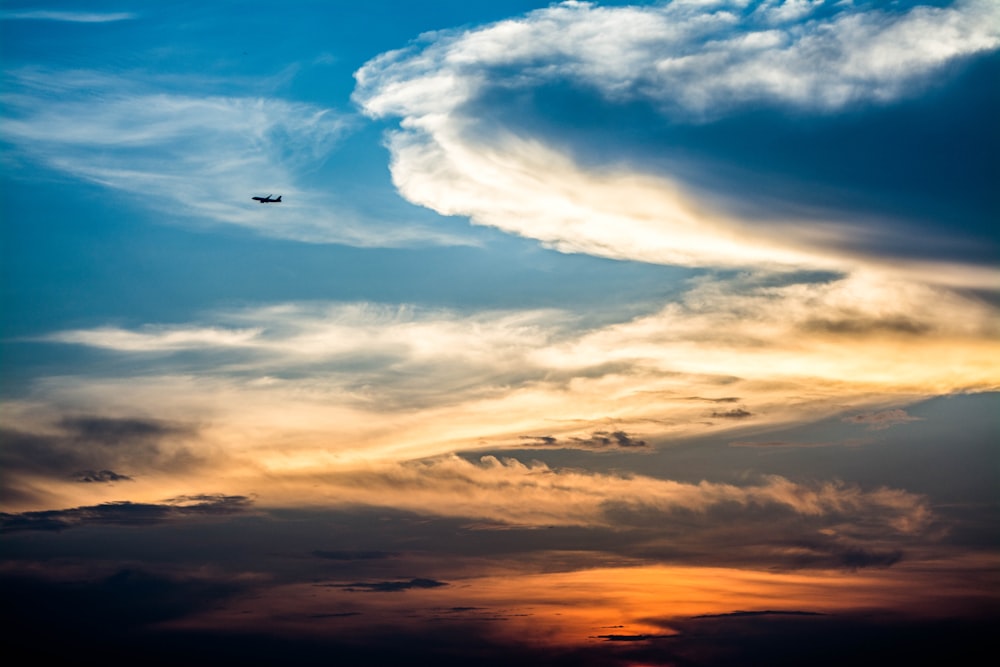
xmin=354 ymin=0 xmax=1000 ymax=281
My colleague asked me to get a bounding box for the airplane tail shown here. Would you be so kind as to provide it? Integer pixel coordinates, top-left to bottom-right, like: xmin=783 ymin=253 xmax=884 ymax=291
xmin=276 ymin=196 xmax=282 ymax=202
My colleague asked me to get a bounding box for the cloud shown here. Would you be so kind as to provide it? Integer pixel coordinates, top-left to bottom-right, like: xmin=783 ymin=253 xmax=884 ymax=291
xmin=833 ymin=547 xmax=904 ymax=570
xmin=0 ymin=10 xmax=136 ymax=22
xmin=327 ymin=578 xmax=448 ymax=593
xmin=11 ymin=270 xmax=996 ymax=492
xmin=73 ymin=469 xmax=133 ymax=483
xmin=0 ymin=69 xmax=467 ymax=247
xmin=0 ymin=494 xmax=253 ymax=532
xmin=647 ymin=608 xmax=998 ymax=667
xmin=357 ymin=0 xmax=1000 ymax=120
xmin=35 ymin=271 xmax=1000 ymax=393
xmin=352 ymin=0 xmax=1000 ymax=282
xmin=0 ymin=415 xmax=201 ymax=483
xmin=594 ymin=632 xmax=676 ymax=642
xmin=728 ymin=440 xmax=835 ymax=448
xmin=0 ymin=414 xmax=223 ymax=511
xmin=33 ymin=302 xmax=578 ymax=413
xmin=711 ymin=408 xmax=753 ymax=419
xmin=313 ymin=454 xmax=933 ymax=536
xmin=60 ymin=416 xmax=194 ymax=445
xmin=520 ymin=430 xmax=647 ymax=450
xmin=752 ymin=0 xmax=824 ymax=25
xmin=313 ymin=550 xmax=399 ymax=561
xmin=842 ymin=408 xmax=923 ymax=430
xmin=43 ymin=326 xmax=263 ymax=352
xmin=688 ymin=396 xmax=741 ymax=403
xmin=691 ymin=609 xmax=824 ymax=619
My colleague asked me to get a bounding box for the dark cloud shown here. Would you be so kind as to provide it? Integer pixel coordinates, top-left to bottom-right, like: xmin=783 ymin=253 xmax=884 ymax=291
xmin=0 ymin=568 xmax=244 ymax=631
xmin=710 ymin=408 xmax=753 ymax=419
xmin=324 ymin=578 xmax=449 ymax=593
xmin=686 ymin=396 xmax=740 ymax=403
xmin=692 ymin=610 xmax=825 ymax=619
xmin=0 ymin=415 xmax=201 ymax=491
xmin=308 ymin=612 xmax=363 ymax=619
xmin=801 ymin=316 xmax=932 ymax=336
xmin=838 ymin=548 xmax=904 ymax=569
xmin=842 ymin=409 xmax=922 ymax=430
xmin=72 ymin=469 xmax=133 ymax=483
xmin=595 ymin=633 xmax=676 ymax=641
xmin=522 ymin=435 xmax=558 ymax=446
xmin=0 ymin=494 xmax=253 ymax=533
xmin=0 ymin=504 xmax=991 ymax=667
xmin=520 ymin=430 xmax=647 ymax=450
xmin=162 ymin=494 xmax=253 ymax=510
xmin=629 ymin=611 xmax=997 ymax=667
xmin=313 ymin=550 xmax=399 ymax=560
xmin=58 ymin=416 xmax=192 ymax=446
xmin=601 ymin=497 xmax=923 ymax=573
xmin=728 ymin=440 xmax=832 ymax=448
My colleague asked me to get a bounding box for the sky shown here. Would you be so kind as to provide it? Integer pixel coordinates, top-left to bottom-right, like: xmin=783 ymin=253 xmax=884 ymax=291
xmin=1 ymin=1 xmax=998 ymax=664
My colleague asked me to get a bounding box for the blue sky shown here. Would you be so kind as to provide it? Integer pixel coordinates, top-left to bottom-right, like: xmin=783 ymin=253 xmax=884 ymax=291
xmin=2 ymin=2 xmax=999 ymax=664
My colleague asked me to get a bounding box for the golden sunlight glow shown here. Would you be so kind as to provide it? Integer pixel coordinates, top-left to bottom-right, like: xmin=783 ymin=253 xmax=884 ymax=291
xmin=164 ymin=559 xmax=1000 ymax=649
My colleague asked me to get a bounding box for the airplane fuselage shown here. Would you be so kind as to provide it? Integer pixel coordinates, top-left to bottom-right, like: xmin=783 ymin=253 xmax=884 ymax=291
xmin=252 ymin=195 xmax=282 ymax=203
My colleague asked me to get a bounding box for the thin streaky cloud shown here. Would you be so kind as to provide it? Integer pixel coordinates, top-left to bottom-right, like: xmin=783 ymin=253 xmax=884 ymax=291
xmin=0 ymin=10 xmax=136 ymax=23
xmin=42 ymin=326 xmax=264 ymax=352
xmin=32 ymin=273 xmax=1000 ymax=400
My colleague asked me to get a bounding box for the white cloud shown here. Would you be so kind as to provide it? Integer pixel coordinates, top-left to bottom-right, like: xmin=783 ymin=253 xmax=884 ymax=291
xmin=0 ymin=10 xmax=136 ymax=23
xmin=44 ymin=326 xmax=263 ymax=352
xmin=0 ymin=69 xmax=469 ymax=247
xmin=358 ymin=0 xmax=1000 ymax=119
xmin=353 ymin=0 xmax=1000 ymax=279
xmin=753 ymin=0 xmax=824 ymax=25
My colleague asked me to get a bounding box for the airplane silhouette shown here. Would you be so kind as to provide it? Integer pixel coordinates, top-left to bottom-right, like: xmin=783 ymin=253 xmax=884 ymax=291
xmin=252 ymin=194 xmax=282 ymax=203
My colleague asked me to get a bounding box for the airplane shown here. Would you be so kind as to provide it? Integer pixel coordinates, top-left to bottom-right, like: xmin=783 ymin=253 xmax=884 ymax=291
xmin=252 ymin=194 xmax=282 ymax=203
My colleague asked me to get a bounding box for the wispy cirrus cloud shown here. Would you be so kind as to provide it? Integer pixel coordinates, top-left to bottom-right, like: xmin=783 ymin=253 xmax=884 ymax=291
xmin=0 ymin=10 xmax=136 ymax=22
xmin=37 ymin=271 xmax=1000 ymax=389
xmin=12 ymin=270 xmax=996 ymax=484
xmin=0 ymin=68 xmax=469 ymax=247
xmin=44 ymin=325 xmax=263 ymax=352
